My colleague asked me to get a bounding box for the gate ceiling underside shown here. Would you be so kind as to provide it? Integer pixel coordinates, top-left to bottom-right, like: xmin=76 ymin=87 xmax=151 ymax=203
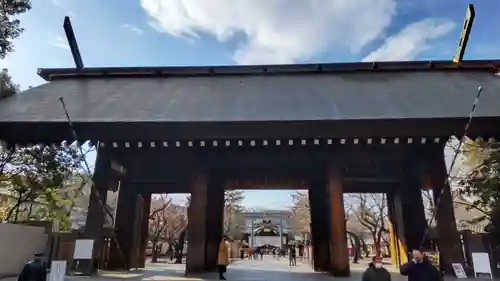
xmin=119 ymin=144 xmax=416 ymax=193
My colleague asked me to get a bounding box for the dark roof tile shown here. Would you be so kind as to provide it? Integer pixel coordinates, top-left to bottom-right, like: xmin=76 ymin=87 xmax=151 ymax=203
xmin=0 ymin=70 xmax=499 ymax=123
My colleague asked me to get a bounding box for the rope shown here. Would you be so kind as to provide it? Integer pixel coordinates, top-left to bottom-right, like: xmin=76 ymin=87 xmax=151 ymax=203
xmin=418 ymin=85 xmax=484 ymax=250
xmin=57 ymin=97 xmax=127 ymax=270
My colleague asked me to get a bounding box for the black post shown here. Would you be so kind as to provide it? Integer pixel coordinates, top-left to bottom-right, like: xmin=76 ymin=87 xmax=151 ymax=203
xmin=63 ymin=16 xmax=84 ymax=69
xmin=453 ymin=4 xmax=475 ymax=63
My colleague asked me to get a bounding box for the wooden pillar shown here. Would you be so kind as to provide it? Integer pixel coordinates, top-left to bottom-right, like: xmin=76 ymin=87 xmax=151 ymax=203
xmin=185 ymin=171 xmax=209 ymax=275
xmin=388 ymin=178 xmax=428 ymax=266
xmin=108 ymin=182 xmax=140 ymax=270
xmin=387 ymin=191 xmax=408 ymax=268
xmin=205 ymin=182 xmax=224 ymax=271
xmin=138 ymin=193 xmax=151 ymax=268
xmin=400 ymin=175 xmax=428 ymax=253
xmin=401 ymin=189 xmax=427 ymax=251
xmin=83 ymin=149 xmax=111 ymax=274
xmin=326 ymin=165 xmax=350 ymax=277
xmin=129 ymin=194 xmax=146 ymax=269
xmin=428 ymin=148 xmax=464 ymax=274
xmin=308 ymin=179 xmax=330 ymax=272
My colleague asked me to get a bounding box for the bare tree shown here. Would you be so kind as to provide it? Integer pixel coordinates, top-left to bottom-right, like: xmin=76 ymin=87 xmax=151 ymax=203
xmin=148 ymin=196 xmax=170 ymax=262
xmin=148 ymin=195 xmax=187 ymax=263
xmin=289 ymin=191 xmax=310 ymax=234
xmin=345 ymin=193 xmax=387 ymax=257
xmin=224 ymin=190 xmax=245 ymax=238
xmin=345 ymin=211 xmax=368 ymax=260
xmin=164 ymin=201 xmax=187 ymax=262
xmin=173 ymin=195 xmax=190 ymax=263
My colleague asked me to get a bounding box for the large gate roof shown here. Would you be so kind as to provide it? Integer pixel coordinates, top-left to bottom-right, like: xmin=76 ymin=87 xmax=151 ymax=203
xmin=1 ymin=60 xmax=500 ymax=141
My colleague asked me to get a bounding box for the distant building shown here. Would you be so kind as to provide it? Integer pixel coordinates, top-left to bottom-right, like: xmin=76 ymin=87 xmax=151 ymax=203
xmin=242 ymin=210 xmax=293 ymax=248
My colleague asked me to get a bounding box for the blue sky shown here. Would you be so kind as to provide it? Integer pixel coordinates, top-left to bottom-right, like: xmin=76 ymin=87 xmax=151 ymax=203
xmin=167 ymin=190 xmax=295 ymax=210
xmin=2 ymin=0 xmax=499 ymax=89
xmin=2 ymin=0 xmax=499 ymax=209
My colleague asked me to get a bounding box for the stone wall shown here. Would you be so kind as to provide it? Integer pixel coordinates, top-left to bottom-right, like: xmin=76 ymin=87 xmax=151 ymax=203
xmin=0 ymin=223 xmax=48 ymax=277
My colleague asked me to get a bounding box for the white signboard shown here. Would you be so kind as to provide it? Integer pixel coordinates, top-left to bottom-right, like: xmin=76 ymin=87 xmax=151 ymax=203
xmin=471 ymin=252 xmax=493 ymax=279
xmin=452 ymin=263 xmax=467 ymax=279
xmin=73 ymin=239 xmax=94 ymax=259
xmin=49 ymin=261 xmax=67 ymax=281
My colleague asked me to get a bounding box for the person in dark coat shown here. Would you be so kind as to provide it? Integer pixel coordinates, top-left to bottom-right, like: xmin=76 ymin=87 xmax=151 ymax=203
xmin=288 ymin=247 xmax=296 ymax=266
xmin=400 ymin=249 xmax=442 ymax=281
xmin=18 ymin=253 xmax=47 ymax=281
xmin=362 ymin=256 xmax=391 ymax=281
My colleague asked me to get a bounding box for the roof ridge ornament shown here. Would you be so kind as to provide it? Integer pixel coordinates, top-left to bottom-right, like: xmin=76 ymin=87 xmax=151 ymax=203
xmin=453 ymin=4 xmax=475 ymax=64
xmin=63 ymin=16 xmax=84 ymax=69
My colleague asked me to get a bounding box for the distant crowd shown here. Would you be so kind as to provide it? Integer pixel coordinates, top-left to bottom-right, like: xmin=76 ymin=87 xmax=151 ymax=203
xmin=239 ymin=245 xmax=301 ymax=266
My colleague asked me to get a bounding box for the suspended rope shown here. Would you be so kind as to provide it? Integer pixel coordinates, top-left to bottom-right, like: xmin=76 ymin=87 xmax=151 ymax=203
xmin=58 ymin=96 xmax=127 ymax=269
xmin=418 ymin=85 xmax=484 ymax=250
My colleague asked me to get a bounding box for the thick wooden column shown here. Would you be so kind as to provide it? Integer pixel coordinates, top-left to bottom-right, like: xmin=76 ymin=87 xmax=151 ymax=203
xmin=387 ymin=192 xmax=408 ymax=268
xmin=205 ymin=182 xmax=224 ymax=271
xmin=400 ymin=170 xmax=428 ymax=253
xmin=138 ymin=193 xmax=151 ymax=268
xmin=129 ymin=194 xmax=145 ymax=269
xmin=83 ymin=149 xmax=111 ymax=274
xmin=428 ymin=147 xmax=464 ymax=274
xmin=308 ymin=179 xmax=330 ymax=272
xmin=108 ymin=182 xmax=140 ymax=270
xmin=186 ymin=171 xmax=209 ymax=275
xmin=326 ymin=165 xmax=350 ymax=277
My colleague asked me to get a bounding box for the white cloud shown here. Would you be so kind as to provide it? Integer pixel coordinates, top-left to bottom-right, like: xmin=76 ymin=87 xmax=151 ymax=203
xmin=122 ymin=24 xmax=145 ymax=35
xmin=140 ymin=0 xmax=397 ymax=64
xmin=363 ymin=18 xmax=455 ymax=62
xmin=50 ymin=36 xmax=70 ymax=50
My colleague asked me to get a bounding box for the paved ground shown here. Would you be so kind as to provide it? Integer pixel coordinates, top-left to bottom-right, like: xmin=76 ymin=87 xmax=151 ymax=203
xmin=2 ymin=256 xmax=494 ymax=281
xmin=86 ymin=256 xmax=408 ymax=281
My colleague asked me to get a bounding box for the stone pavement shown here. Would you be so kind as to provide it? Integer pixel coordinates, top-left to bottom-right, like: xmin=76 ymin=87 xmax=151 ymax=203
xmin=2 ymin=256 xmax=495 ymax=281
xmin=68 ymin=256 xmax=408 ymax=281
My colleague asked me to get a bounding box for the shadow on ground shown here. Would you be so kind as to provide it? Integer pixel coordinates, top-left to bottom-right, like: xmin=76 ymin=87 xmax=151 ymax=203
xmin=73 ymin=257 xmax=408 ymax=281
xmin=58 ymin=257 xmax=491 ymax=281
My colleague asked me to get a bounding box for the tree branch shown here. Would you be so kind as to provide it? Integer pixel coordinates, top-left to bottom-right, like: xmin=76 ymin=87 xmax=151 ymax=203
xmin=453 ymin=200 xmax=491 ymax=218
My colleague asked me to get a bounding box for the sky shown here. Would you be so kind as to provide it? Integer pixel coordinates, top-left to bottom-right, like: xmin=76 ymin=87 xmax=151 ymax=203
xmin=1 ymin=0 xmax=499 ymax=209
xmin=165 ymin=190 xmax=295 ymax=210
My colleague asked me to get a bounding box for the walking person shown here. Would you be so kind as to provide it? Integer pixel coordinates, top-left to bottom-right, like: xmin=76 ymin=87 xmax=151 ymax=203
xmin=288 ymin=247 xmax=296 ymax=266
xmin=361 ymin=256 xmax=391 ymax=281
xmin=400 ymin=249 xmax=442 ymax=281
xmin=259 ymin=248 xmax=264 ymax=260
xmin=217 ymin=236 xmax=229 ymax=280
xmin=291 ymin=246 xmax=297 ymax=266
xmin=18 ymin=252 xmax=47 ymax=281
xmin=299 ymin=246 xmax=304 ymax=261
